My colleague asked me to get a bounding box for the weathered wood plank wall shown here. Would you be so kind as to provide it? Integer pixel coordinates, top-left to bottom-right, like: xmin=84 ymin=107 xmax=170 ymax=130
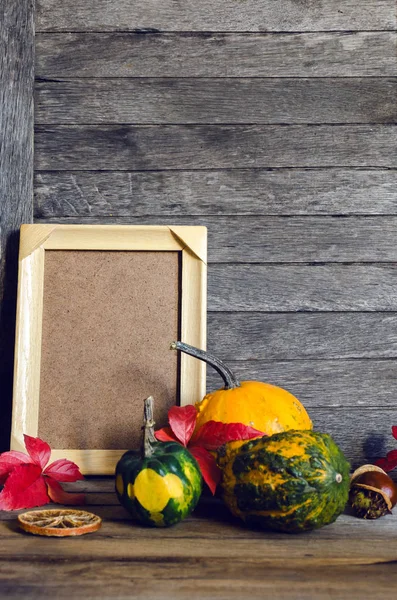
xmin=0 ymin=1 xmax=34 ymax=452
xmin=34 ymin=0 xmax=397 ymax=467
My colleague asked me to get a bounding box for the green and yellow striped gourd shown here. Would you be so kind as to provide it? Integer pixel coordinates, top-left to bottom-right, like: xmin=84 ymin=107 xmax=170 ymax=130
xmin=219 ymin=430 xmax=350 ymax=533
xmin=115 ymin=397 xmax=202 ymax=527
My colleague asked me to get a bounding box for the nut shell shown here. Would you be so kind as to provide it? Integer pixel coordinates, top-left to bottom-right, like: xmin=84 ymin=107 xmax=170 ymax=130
xmin=350 ymin=464 xmax=387 ymax=482
xmin=349 ymin=465 xmax=397 ymax=519
xmin=353 ymin=472 xmax=397 ymax=508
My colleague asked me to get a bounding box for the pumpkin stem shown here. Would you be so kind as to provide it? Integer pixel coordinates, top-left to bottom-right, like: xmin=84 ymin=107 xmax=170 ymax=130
xmin=142 ymin=396 xmax=157 ymax=458
xmin=171 ymin=341 xmax=240 ymax=389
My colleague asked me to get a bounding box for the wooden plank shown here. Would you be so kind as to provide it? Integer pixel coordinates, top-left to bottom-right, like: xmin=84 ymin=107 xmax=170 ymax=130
xmin=207 ymin=313 xmax=397 ymax=360
xmin=207 ymin=359 xmax=397 ymax=409
xmin=0 ymin=554 xmax=397 ymax=600
xmin=35 ymin=0 xmax=397 ymax=32
xmin=32 ymin=215 xmax=397 ymax=263
xmin=0 ymin=558 xmax=395 ymax=598
xmin=0 ymin=512 xmax=396 ymax=599
xmin=63 ymin=478 xmax=115 ymax=492
xmin=209 ymin=264 xmax=397 ymax=312
xmin=62 ymin=475 xmax=115 ymax=492
xmin=4 ymin=506 xmax=397 ymax=538
xmin=34 ymin=78 xmax=397 ymax=125
xmin=5 ymin=496 xmax=397 ymax=531
xmin=35 ymin=32 xmax=397 ymax=78
xmin=0 ymin=1 xmax=34 ymax=452
xmin=1 ymin=508 xmax=397 ymax=550
xmin=34 ymin=125 xmax=397 ymax=170
xmin=34 ymin=170 xmax=397 ymax=217
xmin=2 ymin=499 xmax=397 ymax=528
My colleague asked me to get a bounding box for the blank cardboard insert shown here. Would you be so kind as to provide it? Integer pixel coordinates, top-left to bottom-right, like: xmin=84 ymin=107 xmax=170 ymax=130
xmin=38 ymin=250 xmax=181 ymax=450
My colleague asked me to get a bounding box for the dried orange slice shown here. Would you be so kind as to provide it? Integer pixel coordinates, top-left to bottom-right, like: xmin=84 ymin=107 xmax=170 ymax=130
xmin=18 ymin=509 xmax=102 ymax=537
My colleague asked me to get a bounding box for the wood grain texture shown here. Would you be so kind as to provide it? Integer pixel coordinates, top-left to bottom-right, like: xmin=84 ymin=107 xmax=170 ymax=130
xmin=209 ymin=264 xmax=397 ymax=312
xmin=0 ymin=0 xmax=34 ymax=452
xmin=35 ymin=0 xmax=397 ymax=32
xmin=207 ymin=313 xmax=397 ymax=360
xmin=206 ymin=359 xmax=397 ymax=409
xmin=0 ymin=504 xmax=396 ymax=599
xmin=34 ymin=125 xmax=397 ymax=170
xmin=34 ymin=78 xmax=397 ymax=125
xmin=11 ymin=247 xmax=44 ymax=454
xmin=32 ymin=215 xmax=397 ymax=263
xmin=35 ymin=32 xmax=397 ymax=78
xmin=34 ymin=170 xmax=397 ymax=217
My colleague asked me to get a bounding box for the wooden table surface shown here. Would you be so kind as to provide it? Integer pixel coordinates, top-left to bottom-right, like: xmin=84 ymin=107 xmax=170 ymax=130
xmin=1 ymin=478 xmax=396 ymax=599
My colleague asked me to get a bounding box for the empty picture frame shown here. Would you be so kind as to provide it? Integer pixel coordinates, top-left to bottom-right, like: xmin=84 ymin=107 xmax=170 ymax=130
xmin=11 ymin=224 xmax=207 ymax=474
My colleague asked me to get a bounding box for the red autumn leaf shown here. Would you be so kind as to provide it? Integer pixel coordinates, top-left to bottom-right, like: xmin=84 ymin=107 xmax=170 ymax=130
xmin=374 ymin=427 xmax=397 ymax=472
xmin=46 ymin=478 xmax=85 ymax=506
xmin=375 ymin=449 xmax=397 ymax=472
xmin=193 ymin=420 xmax=264 ymax=451
xmin=0 ymin=451 xmax=34 ymax=485
xmin=375 ymin=457 xmax=397 ymax=472
xmin=0 ymin=464 xmax=49 ymax=510
xmin=155 ymin=427 xmax=178 ymax=443
xmin=24 ymin=434 xmax=51 ymax=470
xmin=386 ymin=449 xmax=397 ymax=462
xmin=154 ymin=408 xmax=264 ymax=493
xmin=0 ymin=435 xmax=85 ymax=510
xmin=189 ymin=446 xmax=221 ymax=495
xmin=44 ymin=459 xmax=84 ymax=482
xmin=168 ymin=405 xmax=197 ymax=447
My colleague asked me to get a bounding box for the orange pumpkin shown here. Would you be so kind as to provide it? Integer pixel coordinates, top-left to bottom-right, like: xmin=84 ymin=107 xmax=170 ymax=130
xmin=172 ymin=341 xmax=312 ymax=437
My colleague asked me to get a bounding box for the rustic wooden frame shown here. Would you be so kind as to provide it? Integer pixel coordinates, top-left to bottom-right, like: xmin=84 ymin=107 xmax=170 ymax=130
xmin=11 ymin=224 xmax=207 ymax=474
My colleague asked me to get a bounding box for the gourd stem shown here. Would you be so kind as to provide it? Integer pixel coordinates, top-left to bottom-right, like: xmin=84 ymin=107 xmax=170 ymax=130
xmin=142 ymin=396 xmax=157 ymax=458
xmin=171 ymin=341 xmax=240 ymax=390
